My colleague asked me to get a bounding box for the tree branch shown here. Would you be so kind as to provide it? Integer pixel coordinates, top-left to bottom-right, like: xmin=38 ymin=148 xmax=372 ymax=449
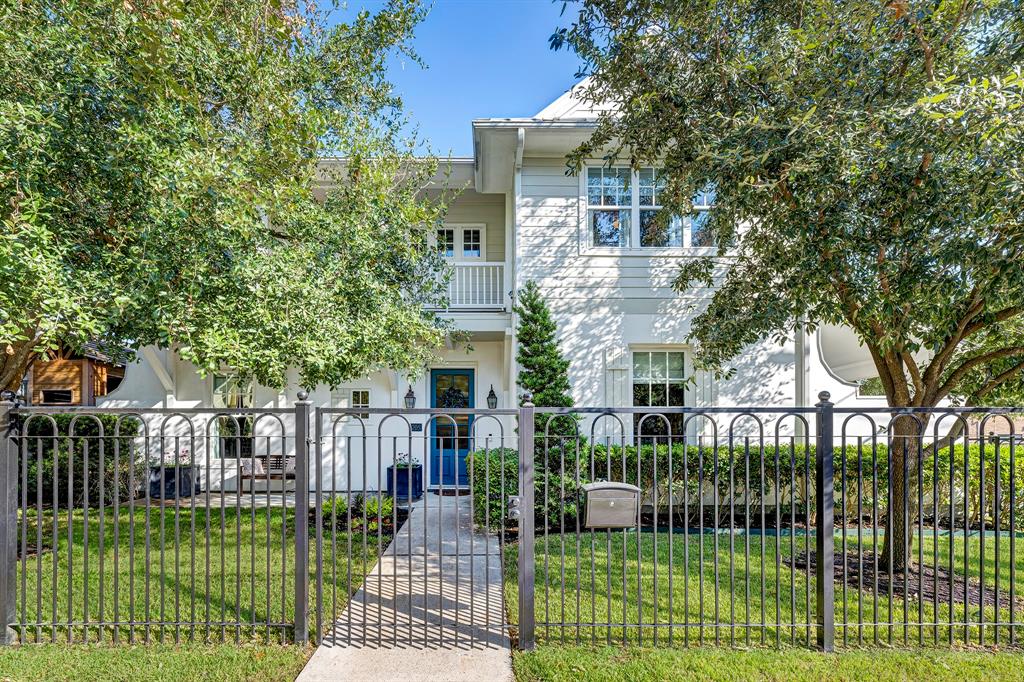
xmin=961 ymin=304 xmax=1024 ymax=339
xmin=901 ymin=350 xmax=924 ymax=398
xmin=926 ymin=356 xmax=1024 ymax=455
xmin=935 ymin=346 xmax=1024 ymax=402
xmin=975 ymin=357 xmax=1024 ymax=401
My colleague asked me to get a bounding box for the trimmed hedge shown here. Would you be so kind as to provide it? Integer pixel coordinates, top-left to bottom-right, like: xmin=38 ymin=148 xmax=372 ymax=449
xmin=469 ymin=441 xmax=1024 ymax=532
xmin=19 ymin=414 xmax=143 ymax=509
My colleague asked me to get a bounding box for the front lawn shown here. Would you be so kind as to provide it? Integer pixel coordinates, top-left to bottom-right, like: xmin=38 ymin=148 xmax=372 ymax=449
xmin=13 ymin=506 xmax=382 ymax=644
xmin=504 ymin=531 xmax=1024 ymax=648
xmin=512 ymin=645 xmax=1024 ymax=682
xmin=0 ymin=643 xmax=311 ymax=682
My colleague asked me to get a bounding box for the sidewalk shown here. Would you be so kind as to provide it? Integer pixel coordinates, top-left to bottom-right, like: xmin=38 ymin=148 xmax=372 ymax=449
xmin=296 ymin=494 xmax=513 ymax=682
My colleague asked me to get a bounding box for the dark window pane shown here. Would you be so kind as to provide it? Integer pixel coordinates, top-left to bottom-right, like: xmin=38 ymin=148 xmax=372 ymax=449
xmin=462 ymin=228 xmax=481 ymax=258
xmin=641 ymin=210 xmax=682 ymax=247
xmin=668 ymin=381 xmax=686 ymax=406
xmin=40 ymin=389 xmax=73 ymax=404
xmin=591 ymin=209 xmax=629 ymax=247
xmin=632 ymin=383 xmax=650 ymax=407
xmin=650 ymin=382 xmax=667 ymax=406
xmin=691 ymin=211 xmax=713 ymax=246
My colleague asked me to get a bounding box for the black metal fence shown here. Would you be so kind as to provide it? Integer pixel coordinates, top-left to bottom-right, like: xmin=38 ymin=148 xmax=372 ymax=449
xmin=1 ymin=395 xmax=1021 ymax=653
xmin=514 ymin=396 xmax=1024 ymax=652
xmin=0 ymin=404 xmax=308 ymax=645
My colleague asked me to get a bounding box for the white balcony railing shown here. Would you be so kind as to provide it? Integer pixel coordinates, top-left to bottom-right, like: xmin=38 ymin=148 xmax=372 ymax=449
xmin=437 ymin=262 xmax=505 ymax=310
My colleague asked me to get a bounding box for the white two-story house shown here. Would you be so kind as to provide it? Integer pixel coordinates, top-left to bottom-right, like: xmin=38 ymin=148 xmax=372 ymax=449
xmin=99 ymin=82 xmax=885 ymax=490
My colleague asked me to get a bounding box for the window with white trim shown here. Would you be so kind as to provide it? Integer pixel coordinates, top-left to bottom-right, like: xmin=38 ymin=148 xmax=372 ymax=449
xmin=331 ymin=388 xmax=371 ymax=420
xmin=436 ymin=224 xmax=486 ymax=261
xmin=632 ymin=350 xmax=687 ymax=436
xmin=212 ymin=373 xmax=254 ymax=458
xmin=585 ymin=167 xmax=714 ymax=249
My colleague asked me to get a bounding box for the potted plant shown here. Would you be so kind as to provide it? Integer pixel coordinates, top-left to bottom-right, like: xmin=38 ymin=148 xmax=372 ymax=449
xmin=149 ymin=447 xmax=201 ymax=498
xmin=386 ymin=453 xmax=423 ymax=502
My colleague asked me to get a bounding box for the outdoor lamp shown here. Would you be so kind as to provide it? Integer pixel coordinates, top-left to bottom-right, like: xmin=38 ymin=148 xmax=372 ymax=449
xmin=486 ymin=385 xmax=498 ymax=409
xmin=404 ymin=386 xmax=416 ymax=409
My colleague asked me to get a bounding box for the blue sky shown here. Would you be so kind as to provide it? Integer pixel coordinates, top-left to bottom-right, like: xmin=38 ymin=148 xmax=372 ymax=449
xmin=334 ymin=1 xmax=583 ymax=156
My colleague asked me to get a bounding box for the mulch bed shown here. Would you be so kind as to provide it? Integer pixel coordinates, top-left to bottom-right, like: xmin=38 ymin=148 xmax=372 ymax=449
xmin=790 ymin=550 xmax=1020 ymax=610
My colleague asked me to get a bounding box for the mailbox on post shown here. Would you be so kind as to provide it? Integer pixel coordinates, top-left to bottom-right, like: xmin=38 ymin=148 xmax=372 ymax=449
xmin=581 ymin=481 xmax=641 ymax=529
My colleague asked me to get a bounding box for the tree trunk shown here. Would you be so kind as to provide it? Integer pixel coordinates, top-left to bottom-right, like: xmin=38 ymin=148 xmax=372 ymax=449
xmin=0 ymin=337 xmax=38 ymax=394
xmin=880 ymin=413 xmax=929 ymax=572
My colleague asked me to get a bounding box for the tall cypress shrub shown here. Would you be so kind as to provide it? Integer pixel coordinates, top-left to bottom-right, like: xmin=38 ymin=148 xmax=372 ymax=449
xmin=513 ymin=281 xmax=579 ymax=441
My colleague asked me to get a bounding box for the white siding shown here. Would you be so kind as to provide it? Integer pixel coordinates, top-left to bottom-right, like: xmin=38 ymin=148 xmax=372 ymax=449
xmin=444 ymin=190 xmax=505 ymax=262
xmin=516 ymin=156 xmax=799 ymax=417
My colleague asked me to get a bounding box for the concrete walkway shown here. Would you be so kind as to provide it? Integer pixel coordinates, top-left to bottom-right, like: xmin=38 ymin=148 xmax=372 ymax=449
xmin=297 ymin=494 xmax=513 ymax=682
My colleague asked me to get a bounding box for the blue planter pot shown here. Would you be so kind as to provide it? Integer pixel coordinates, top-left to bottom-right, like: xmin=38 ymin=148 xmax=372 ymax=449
xmin=386 ymin=464 xmax=423 ymax=502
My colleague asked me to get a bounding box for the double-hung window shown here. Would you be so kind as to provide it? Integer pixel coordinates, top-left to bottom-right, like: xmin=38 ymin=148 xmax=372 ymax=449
xmin=585 ymin=166 xmax=714 ymax=249
xmin=632 ymin=350 xmax=687 ymax=437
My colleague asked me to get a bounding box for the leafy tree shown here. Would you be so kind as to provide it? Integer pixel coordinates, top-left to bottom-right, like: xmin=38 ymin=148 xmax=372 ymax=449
xmin=514 ymin=281 xmax=579 ymax=441
xmin=0 ymin=0 xmax=449 ymax=393
xmin=553 ymin=0 xmax=1024 ymax=570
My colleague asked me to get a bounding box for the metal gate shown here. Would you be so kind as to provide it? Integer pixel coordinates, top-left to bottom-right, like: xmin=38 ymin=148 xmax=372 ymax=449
xmin=309 ymin=403 xmax=523 ymax=649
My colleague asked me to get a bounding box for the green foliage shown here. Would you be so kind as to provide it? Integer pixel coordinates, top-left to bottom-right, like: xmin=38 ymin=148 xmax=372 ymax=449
xmin=361 ymin=494 xmax=395 ymax=521
xmin=469 ymin=440 xmax=1024 ymax=531
xmin=553 ymin=0 xmax=1024 ymax=409
xmin=19 ymin=413 xmax=143 ymax=509
xmin=0 ymin=0 xmax=449 ymax=391
xmin=315 ymin=493 xmax=395 ymax=534
xmin=858 ymin=377 xmax=886 ymax=397
xmin=469 ymin=447 xmax=520 ymax=530
xmin=514 ymin=281 xmax=580 ymax=440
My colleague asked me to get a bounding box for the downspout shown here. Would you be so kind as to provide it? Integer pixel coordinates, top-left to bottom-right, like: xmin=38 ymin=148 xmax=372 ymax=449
xmin=509 ymin=127 xmax=525 ymax=406
xmin=794 ymin=321 xmax=810 ymax=437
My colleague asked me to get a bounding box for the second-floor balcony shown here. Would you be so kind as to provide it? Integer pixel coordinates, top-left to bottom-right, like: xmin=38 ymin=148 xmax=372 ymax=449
xmin=432 ymin=262 xmax=506 ymax=312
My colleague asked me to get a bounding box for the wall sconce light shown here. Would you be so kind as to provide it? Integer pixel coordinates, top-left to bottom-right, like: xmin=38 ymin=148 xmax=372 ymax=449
xmin=404 ymin=386 xmax=416 ymax=410
xmin=486 ymin=385 xmax=498 ymax=409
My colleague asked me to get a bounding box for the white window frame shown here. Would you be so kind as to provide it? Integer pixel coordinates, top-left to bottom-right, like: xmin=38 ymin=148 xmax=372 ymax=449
xmin=630 ymin=348 xmax=690 ymax=408
xmin=628 ymin=346 xmax=695 ymax=440
xmin=211 ymin=372 xmax=254 ymax=409
xmin=331 ymin=387 xmax=371 ymax=420
xmin=436 ymin=223 xmax=486 ymax=262
xmin=579 ymin=166 xmax=718 ymax=256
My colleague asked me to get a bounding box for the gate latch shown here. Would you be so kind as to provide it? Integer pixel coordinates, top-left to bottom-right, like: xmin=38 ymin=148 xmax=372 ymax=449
xmin=506 ymin=495 xmax=521 ymax=520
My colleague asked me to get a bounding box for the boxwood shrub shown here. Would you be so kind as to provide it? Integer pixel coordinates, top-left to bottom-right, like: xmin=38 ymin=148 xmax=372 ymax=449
xmin=468 ymin=441 xmax=1024 ymax=532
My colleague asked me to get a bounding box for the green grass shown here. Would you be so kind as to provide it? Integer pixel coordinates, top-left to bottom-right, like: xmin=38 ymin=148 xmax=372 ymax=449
xmin=0 ymin=643 xmax=311 ymax=682
xmin=504 ymin=531 xmax=1024 ymax=648
xmin=13 ymin=507 xmax=382 ymax=645
xmin=512 ymin=645 xmax=1024 ymax=682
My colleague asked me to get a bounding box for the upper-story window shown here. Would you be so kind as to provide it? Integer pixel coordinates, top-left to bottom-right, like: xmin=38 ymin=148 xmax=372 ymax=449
xmin=436 ymin=224 xmax=485 ymax=261
xmin=585 ymin=166 xmax=714 ymax=249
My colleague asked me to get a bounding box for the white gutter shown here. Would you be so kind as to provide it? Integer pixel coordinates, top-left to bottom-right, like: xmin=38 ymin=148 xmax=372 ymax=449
xmin=472 ymin=119 xmax=599 ymax=130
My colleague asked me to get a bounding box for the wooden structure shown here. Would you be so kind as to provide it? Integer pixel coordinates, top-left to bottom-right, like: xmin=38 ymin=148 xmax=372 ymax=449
xmin=27 ymin=343 xmax=126 ymax=406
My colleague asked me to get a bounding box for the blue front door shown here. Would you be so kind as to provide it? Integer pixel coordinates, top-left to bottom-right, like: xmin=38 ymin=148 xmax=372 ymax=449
xmin=430 ymin=369 xmax=474 ymax=487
